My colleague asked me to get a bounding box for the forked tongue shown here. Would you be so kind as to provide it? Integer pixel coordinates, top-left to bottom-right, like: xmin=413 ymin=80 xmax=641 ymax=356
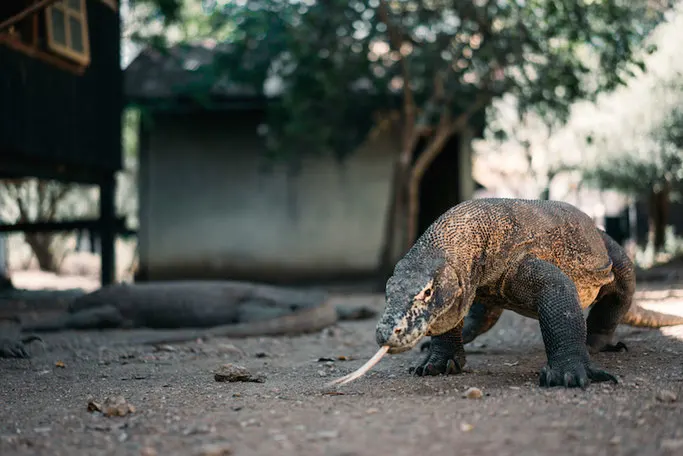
xmin=325 ymin=345 xmax=390 ymax=387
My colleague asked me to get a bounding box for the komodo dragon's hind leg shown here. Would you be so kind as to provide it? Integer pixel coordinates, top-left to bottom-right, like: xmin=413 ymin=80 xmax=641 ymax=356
xmin=419 ymin=301 xmax=504 ymax=351
xmin=462 ymin=301 xmax=504 ymax=344
xmin=507 ymin=255 xmax=618 ymax=388
xmin=585 ymin=232 xmax=635 ymax=354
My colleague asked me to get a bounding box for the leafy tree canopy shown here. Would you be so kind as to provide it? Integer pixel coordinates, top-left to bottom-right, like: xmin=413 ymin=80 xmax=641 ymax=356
xmin=129 ymin=0 xmax=674 ymax=166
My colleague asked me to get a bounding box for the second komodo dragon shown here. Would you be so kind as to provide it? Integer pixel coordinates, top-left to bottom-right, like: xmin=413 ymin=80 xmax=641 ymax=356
xmin=1 ymin=281 xmax=374 ymax=358
xmin=375 ymin=198 xmax=683 ymax=389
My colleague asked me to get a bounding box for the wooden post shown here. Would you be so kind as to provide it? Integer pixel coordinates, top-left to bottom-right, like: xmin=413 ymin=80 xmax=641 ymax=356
xmin=100 ymin=173 xmax=116 ymax=286
xmin=0 ymin=234 xmax=10 ymax=289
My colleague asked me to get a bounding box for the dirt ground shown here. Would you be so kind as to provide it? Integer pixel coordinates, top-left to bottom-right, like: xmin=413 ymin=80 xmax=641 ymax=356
xmin=2 ymin=280 xmax=683 ymax=456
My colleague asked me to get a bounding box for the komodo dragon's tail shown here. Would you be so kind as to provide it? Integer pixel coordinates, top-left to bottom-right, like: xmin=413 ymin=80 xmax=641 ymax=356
xmin=130 ymin=298 xmax=340 ymax=347
xmin=621 ymin=302 xmax=683 ymax=327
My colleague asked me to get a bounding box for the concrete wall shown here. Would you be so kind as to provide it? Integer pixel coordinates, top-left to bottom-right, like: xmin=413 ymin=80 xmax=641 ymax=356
xmin=138 ymin=110 xmax=398 ymax=282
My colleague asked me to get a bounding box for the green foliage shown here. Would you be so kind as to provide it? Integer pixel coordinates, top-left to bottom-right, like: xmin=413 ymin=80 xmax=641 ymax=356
xmin=579 ymin=25 xmax=683 ymax=199
xmin=137 ymin=0 xmax=673 ymax=164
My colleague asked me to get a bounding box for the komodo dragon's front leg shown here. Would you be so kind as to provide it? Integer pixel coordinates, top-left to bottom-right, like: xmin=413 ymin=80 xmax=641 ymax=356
xmin=0 ymin=335 xmax=42 ymax=358
xmin=410 ymin=320 xmax=466 ymax=376
xmin=420 ymin=301 xmax=504 ymax=352
xmin=507 ymin=255 xmax=618 ymax=388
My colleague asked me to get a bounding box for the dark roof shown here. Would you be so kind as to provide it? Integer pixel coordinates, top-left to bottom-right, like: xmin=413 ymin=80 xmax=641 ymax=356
xmin=124 ymin=43 xmax=486 ymax=137
xmin=124 ymin=42 xmax=261 ymax=102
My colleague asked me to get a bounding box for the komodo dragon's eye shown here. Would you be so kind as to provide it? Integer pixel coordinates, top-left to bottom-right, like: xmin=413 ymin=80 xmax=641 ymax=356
xmin=415 ymin=280 xmax=434 ymax=301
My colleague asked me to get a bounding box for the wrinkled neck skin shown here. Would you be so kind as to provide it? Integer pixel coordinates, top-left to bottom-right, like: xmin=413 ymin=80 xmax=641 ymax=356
xmin=376 ymin=239 xmax=477 ymax=354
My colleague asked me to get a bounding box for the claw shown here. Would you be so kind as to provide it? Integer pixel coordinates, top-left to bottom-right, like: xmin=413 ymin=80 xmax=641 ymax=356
xmin=602 ymin=342 xmax=628 ymax=353
xmin=588 ymin=367 xmax=619 ymax=385
xmin=539 ymin=361 xmax=617 ymax=388
xmin=578 ymin=376 xmax=587 ymax=390
xmin=445 ymin=359 xmax=462 ymax=375
xmin=563 ymin=372 xmax=573 ymax=388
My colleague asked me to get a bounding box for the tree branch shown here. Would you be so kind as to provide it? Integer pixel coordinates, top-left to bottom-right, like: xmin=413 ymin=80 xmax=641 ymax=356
xmin=377 ymin=0 xmax=417 ymax=163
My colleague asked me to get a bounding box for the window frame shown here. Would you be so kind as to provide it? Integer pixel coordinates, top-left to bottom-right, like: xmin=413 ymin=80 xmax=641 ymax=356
xmin=45 ymin=0 xmax=90 ymax=66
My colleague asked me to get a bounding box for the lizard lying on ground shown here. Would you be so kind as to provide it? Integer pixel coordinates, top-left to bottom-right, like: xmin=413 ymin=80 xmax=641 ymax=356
xmin=374 ymin=198 xmax=683 ymax=389
xmin=0 ymin=281 xmax=375 ymax=358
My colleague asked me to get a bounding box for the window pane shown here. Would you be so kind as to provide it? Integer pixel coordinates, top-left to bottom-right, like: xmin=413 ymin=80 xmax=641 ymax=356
xmin=69 ymin=17 xmax=84 ymax=52
xmin=67 ymin=0 xmax=82 ymax=12
xmin=50 ymin=8 xmax=67 ymax=46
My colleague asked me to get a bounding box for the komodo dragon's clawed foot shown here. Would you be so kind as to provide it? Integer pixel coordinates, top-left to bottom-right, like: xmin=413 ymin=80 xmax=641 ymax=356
xmin=410 ymin=354 xmax=464 ymax=376
xmin=0 ymin=335 xmax=42 ymax=359
xmin=596 ymin=342 xmax=628 ymax=353
xmin=539 ymin=362 xmax=618 ymax=389
xmin=586 ymin=334 xmax=628 ymax=354
xmin=410 ymin=332 xmax=466 ymax=377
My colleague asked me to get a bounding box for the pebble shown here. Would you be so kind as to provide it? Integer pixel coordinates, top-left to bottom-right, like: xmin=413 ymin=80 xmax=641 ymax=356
xmin=87 ymin=396 xmax=136 ymax=417
xmin=197 ymin=442 xmax=233 ymax=456
xmin=308 ymin=430 xmax=339 ymax=441
xmin=463 ymin=387 xmax=483 ymax=399
xmin=140 ymin=448 xmax=157 ymax=456
xmin=460 ymin=422 xmax=474 ymax=432
xmin=214 ymin=364 xmax=265 ymax=383
xmin=656 ymin=390 xmax=677 ymax=403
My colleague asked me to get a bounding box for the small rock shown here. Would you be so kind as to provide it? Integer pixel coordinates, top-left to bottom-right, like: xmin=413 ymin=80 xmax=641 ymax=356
xmin=317 ymin=370 xmax=328 ymax=377
xmin=463 ymin=387 xmax=483 ymax=399
xmin=183 ymin=424 xmax=214 ymax=436
xmin=197 ymin=442 xmax=233 ymax=456
xmin=87 ymin=396 xmax=136 ymax=417
xmin=460 ymin=422 xmax=474 ymax=432
xmin=140 ymin=448 xmax=157 ymax=456
xmin=366 ymin=408 xmax=379 ymax=415
xmin=54 ymin=361 xmax=66 ymax=368
xmin=656 ymin=390 xmax=678 ymax=403
xmin=609 ymin=436 xmax=622 ymax=445
xmin=153 ymin=345 xmax=177 ymax=352
xmin=240 ymin=418 xmax=260 ymax=428
xmin=214 ymin=364 xmax=265 ymax=383
xmin=308 ymin=430 xmax=339 ymax=441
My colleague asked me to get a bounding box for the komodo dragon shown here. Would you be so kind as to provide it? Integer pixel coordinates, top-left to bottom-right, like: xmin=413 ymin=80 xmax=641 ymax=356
xmin=0 ymin=280 xmax=375 ymax=359
xmin=374 ymin=198 xmax=683 ymax=389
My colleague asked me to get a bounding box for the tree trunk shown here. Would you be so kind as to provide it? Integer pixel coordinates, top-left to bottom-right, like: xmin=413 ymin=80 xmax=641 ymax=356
xmin=24 ymin=232 xmax=61 ymax=273
xmin=405 ymin=128 xmax=454 ymax=248
xmin=648 ymin=185 xmax=670 ymax=253
xmin=379 ymin=144 xmax=414 ymax=276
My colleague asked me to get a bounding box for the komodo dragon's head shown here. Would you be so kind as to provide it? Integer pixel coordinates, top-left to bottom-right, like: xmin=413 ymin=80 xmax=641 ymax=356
xmin=375 ymin=246 xmax=462 ymax=354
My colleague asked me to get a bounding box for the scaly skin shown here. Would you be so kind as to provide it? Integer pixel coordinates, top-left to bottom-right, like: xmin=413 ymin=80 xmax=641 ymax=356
xmin=376 ymin=198 xmax=683 ymax=389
